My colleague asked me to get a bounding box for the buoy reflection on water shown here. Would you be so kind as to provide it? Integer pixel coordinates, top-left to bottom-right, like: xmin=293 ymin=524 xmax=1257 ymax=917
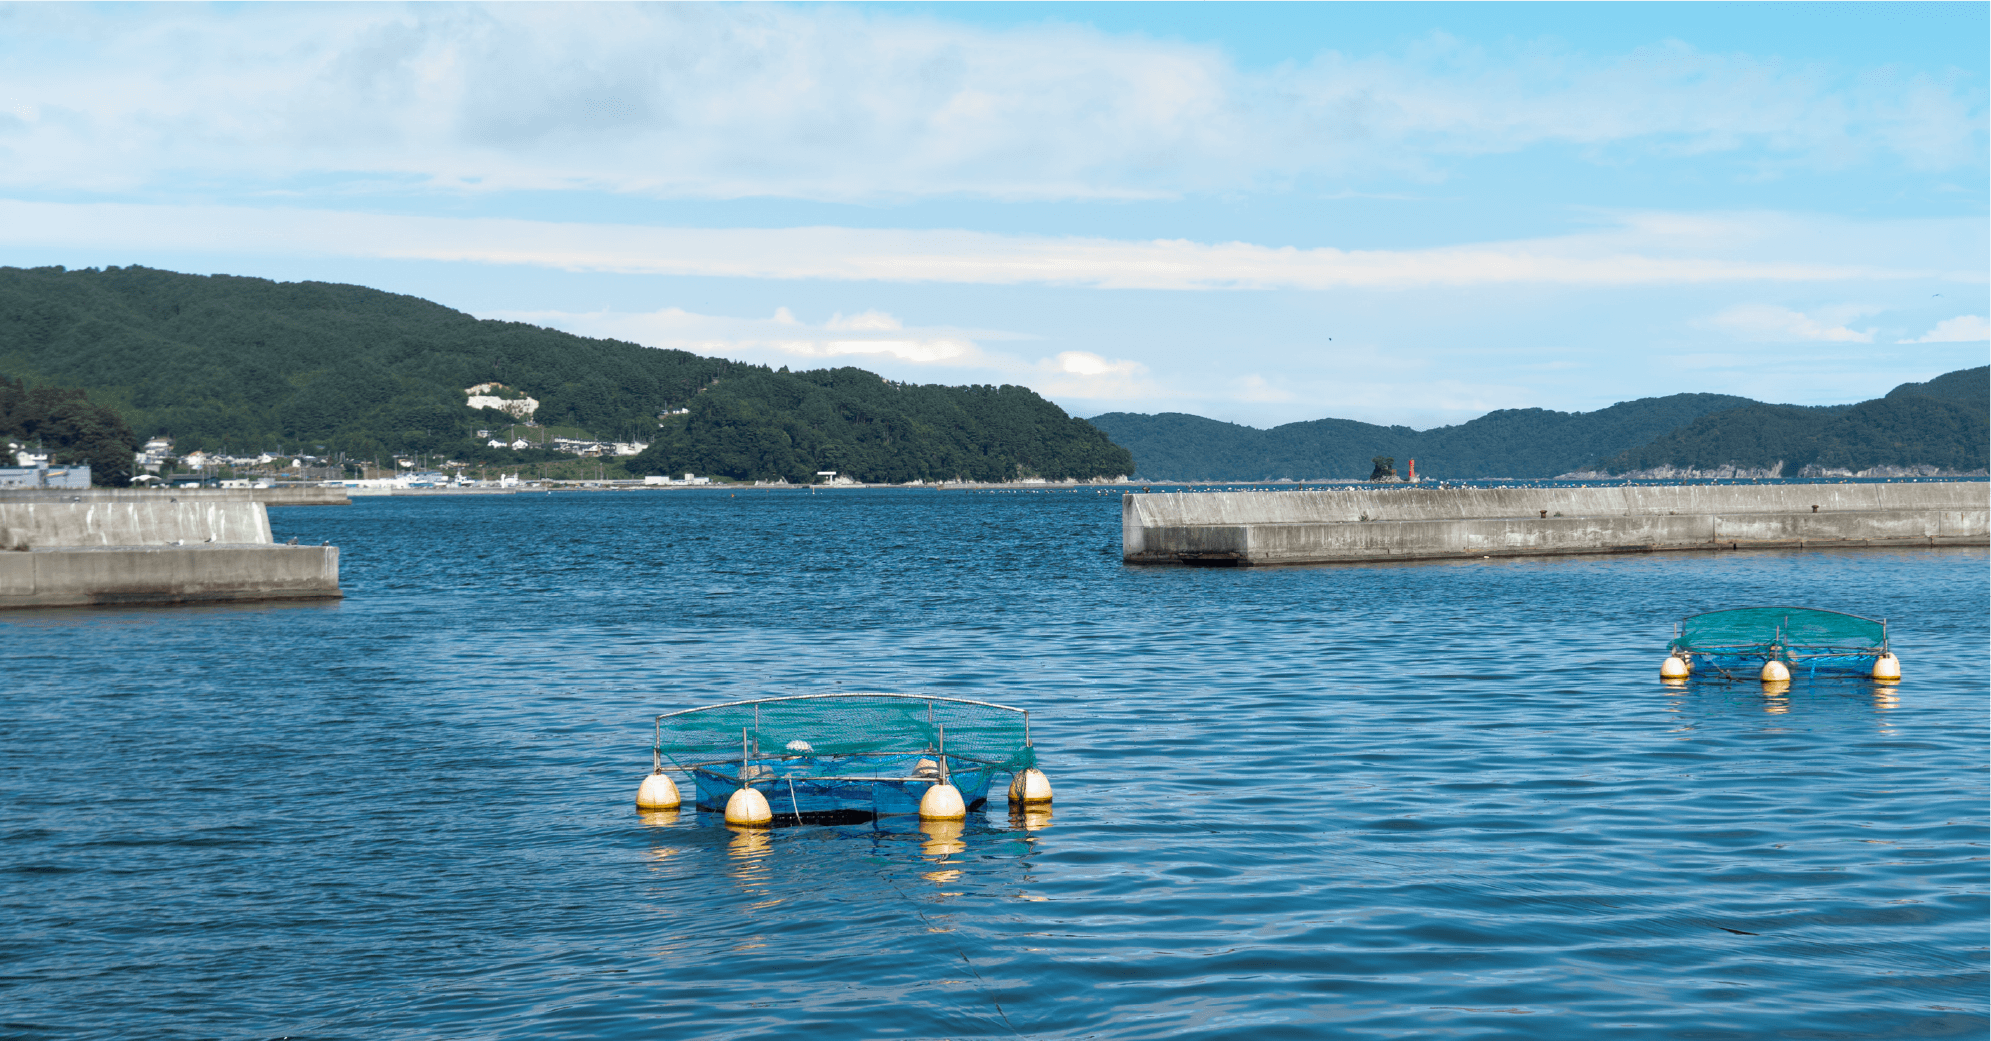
xmin=919 ymin=819 xmax=966 ymax=859
xmin=725 ymin=825 xmax=774 ymax=882
xmin=1009 ymin=805 xmax=1053 ymax=832
xmin=918 ymin=819 xmax=966 ymax=884
xmin=637 ymin=808 xmax=690 ymax=830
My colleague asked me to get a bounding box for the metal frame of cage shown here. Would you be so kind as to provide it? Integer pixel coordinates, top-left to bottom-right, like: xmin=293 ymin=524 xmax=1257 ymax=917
xmin=651 ymin=691 xmax=1032 ymax=772
xmin=649 ymin=693 xmax=1036 ymax=824
xmin=1669 ymin=607 xmax=1889 ymax=672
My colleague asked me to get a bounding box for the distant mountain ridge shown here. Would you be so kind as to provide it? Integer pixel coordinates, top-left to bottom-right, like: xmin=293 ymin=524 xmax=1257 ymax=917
xmin=1090 ymin=392 xmax=1757 ymax=480
xmin=1090 ymin=367 xmax=1988 ymax=480
xmin=1597 ymin=366 xmax=1987 ymax=477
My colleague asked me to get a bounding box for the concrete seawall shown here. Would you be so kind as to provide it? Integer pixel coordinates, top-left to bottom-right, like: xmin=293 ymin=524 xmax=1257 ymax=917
xmin=1123 ymin=483 xmax=1989 ymax=566
xmin=1 ymin=500 xmax=272 ymax=550
xmin=0 ymin=494 xmax=341 ymax=608
xmin=0 ymin=545 xmax=340 ymax=608
xmin=0 ymin=486 xmax=349 ymax=506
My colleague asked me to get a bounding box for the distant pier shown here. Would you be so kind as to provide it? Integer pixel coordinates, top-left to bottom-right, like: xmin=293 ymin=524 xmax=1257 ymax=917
xmin=0 ymin=488 xmax=344 ymax=608
xmin=1122 ymin=483 xmax=1989 ymax=566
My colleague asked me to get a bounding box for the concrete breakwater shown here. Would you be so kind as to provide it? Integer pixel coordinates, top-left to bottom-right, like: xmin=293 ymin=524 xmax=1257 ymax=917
xmin=0 ymin=486 xmax=351 ymax=506
xmin=1123 ymin=482 xmax=1989 ymax=566
xmin=0 ymin=493 xmax=340 ymax=608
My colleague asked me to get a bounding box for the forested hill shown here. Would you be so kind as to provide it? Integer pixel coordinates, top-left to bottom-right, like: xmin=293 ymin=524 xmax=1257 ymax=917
xmin=1599 ymin=366 xmax=1988 ymax=476
xmin=1094 ymin=368 xmax=1988 ymax=480
xmin=1089 ymin=393 xmax=1756 ymax=480
xmin=0 ymin=265 xmax=1131 ymax=483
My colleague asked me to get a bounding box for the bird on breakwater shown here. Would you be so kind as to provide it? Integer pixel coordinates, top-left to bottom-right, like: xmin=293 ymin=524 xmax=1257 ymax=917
xmin=286 ymin=537 xmax=298 ymax=545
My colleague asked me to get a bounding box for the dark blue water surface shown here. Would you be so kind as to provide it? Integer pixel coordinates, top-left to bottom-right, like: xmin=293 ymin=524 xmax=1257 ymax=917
xmin=4 ymin=489 xmax=1986 ymax=1040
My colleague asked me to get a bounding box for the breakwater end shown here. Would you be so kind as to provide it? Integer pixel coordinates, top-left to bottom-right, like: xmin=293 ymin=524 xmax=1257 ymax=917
xmin=1122 ymin=482 xmax=1989 ymax=566
xmin=0 ymin=491 xmax=341 ymax=608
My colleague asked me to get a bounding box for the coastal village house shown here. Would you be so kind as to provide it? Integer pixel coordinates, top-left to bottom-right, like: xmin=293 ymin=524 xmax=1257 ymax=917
xmin=463 ymin=383 xmax=540 ymax=419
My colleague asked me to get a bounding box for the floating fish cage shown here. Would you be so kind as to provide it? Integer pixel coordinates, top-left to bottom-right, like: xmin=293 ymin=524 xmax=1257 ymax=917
xmin=650 ymin=693 xmax=1039 ymax=825
xmin=1668 ymin=607 xmax=1892 ymax=680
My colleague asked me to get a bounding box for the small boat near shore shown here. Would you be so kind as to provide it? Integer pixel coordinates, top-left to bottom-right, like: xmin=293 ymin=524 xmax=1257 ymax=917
xmin=1661 ymin=606 xmax=1900 ymax=683
xmin=635 ymin=692 xmax=1053 ymax=826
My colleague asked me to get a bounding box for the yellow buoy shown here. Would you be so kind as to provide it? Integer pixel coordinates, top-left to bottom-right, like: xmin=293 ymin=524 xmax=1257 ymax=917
xmin=918 ymin=782 xmax=967 ymax=820
xmin=1760 ymin=660 xmax=1790 ymax=683
xmin=1872 ymin=653 xmax=1901 ymax=682
xmin=725 ymin=786 xmax=773 ymax=827
xmin=1007 ymin=767 xmax=1054 ymax=806
xmin=636 ymin=770 xmax=681 ymax=810
xmin=1660 ymin=655 xmax=1690 ymax=679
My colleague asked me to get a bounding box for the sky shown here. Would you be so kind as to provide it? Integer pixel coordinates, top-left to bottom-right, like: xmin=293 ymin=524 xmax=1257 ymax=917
xmin=0 ymin=2 xmax=1984 ymax=429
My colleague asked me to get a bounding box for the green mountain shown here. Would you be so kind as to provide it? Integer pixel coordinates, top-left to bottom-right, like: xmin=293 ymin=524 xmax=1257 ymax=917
xmin=0 ymin=265 xmax=1131 ymax=484
xmin=1094 ymin=368 xmax=1987 ymax=480
xmin=1885 ymin=366 xmax=1990 ymax=410
xmin=628 ymin=369 xmax=1131 ymax=484
xmin=1089 ymin=393 xmax=1756 ymax=480
xmin=1599 ymin=367 xmax=1988 ymax=475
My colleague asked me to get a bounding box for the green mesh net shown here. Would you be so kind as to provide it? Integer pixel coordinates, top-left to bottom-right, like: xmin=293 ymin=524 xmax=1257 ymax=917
xmin=653 ymin=693 xmax=1037 ymax=777
xmin=1670 ymin=606 xmax=1888 ymax=666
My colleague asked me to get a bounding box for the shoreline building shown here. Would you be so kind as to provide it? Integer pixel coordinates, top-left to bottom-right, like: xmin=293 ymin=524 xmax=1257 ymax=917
xmin=0 ymin=463 xmax=92 ymax=489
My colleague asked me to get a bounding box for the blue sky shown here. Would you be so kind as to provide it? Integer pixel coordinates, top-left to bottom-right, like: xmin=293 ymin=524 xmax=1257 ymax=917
xmin=0 ymin=2 xmax=1983 ymax=428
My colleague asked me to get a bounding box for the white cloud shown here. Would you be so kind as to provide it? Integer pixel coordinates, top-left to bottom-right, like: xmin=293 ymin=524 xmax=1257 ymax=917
xmin=1050 ymin=351 xmax=1134 ymax=378
xmin=488 ymin=305 xmax=1015 ymax=369
xmin=1899 ymin=314 xmax=1990 ymax=342
xmin=2 ymin=200 xmax=1977 ymax=290
xmin=1701 ymin=303 xmax=1876 ymax=343
xmin=824 ymin=310 xmax=902 ymax=332
xmin=1032 ymin=352 xmax=1157 ymax=400
xmin=488 ymin=303 xmax=1163 ymax=402
xmin=1232 ymin=374 xmax=1297 ymax=403
xmin=0 ymin=5 xmax=1979 ymax=201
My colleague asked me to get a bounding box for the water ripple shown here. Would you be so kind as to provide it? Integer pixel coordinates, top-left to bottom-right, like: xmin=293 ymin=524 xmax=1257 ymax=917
xmin=0 ymin=490 xmax=1983 ymax=1039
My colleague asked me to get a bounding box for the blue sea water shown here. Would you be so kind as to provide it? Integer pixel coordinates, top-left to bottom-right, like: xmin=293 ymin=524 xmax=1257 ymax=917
xmin=3 ymin=489 xmax=1985 ymax=1040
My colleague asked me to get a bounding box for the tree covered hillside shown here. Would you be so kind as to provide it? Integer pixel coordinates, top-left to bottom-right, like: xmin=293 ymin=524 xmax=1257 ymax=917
xmin=1886 ymin=366 xmax=1990 ymax=410
xmin=0 ymin=376 xmax=140 ymax=485
xmin=1095 ymin=369 xmax=1986 ymax=480
xmin=1089 ymin=393 xmax=1754 ymax=480
xmin=1600 ymin=367 xmax=1988 ymax=475
xmin=629 ymin=368 xmax=1127 ymax=484
xmin=0 ymin=265 xmax=1131 ymax=483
